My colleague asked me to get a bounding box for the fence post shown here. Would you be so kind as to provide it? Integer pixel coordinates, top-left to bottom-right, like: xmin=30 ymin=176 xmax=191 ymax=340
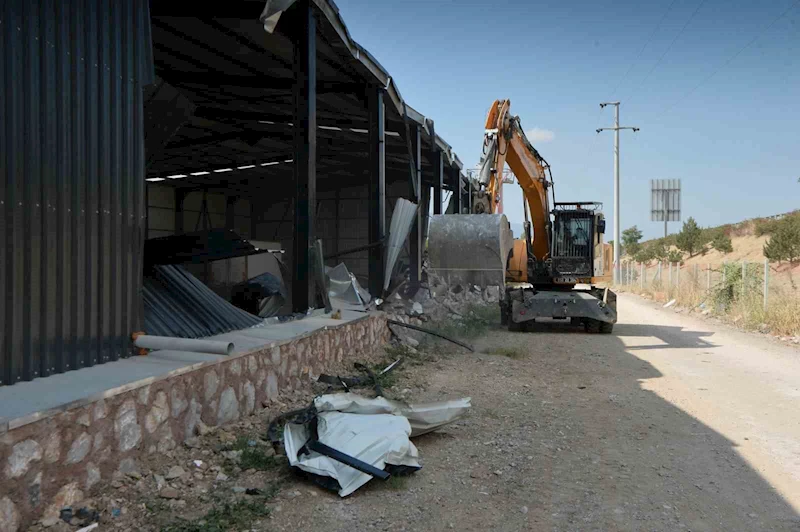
xmin=722 ymin=261 xmax=726 ymax=284
xmin=641 ymin=262 xmax=645 ymax=289
xmin=707 ymin=263 xmax=711 ymax=291
xmin=694 ymin=264 xmax=698 ymax=287
xmin=677 ymin=262 xmax=680 ymax=288
xmin=741 ymin=261 xmax=746 ymax=300
xmin=669 ymin=262 xmax=673 ymax=287
xmin=763 ymin=259 xmax=769 ymax=310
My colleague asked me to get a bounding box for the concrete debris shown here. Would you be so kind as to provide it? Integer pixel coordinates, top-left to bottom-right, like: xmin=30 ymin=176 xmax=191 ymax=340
xmin=159 ymin=487 xmax=180 ymax=499
xmin=663 ymin=299 xmax=677 ymax=308
xmin=221 ymin=450 xmax=243 ymax=463
xmin=165 ymin=465 xmax=185 ymax=480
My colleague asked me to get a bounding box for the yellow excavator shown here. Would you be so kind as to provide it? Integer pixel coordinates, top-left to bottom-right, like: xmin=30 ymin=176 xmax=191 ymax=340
xmin=428 ymin=99 xmax=616 ymax=333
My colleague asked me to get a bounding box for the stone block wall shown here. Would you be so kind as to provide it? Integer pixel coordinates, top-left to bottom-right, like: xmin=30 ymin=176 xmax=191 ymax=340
xmin=0 ymin=315 xmax=389 ymax=531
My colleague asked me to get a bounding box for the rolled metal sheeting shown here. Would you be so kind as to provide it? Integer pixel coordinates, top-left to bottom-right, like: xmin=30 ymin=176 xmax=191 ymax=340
xmin=143 ymin=265 xmax=262 ymax=338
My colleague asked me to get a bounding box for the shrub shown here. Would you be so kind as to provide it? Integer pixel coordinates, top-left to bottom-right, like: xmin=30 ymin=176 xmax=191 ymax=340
xmin=712 ymin=262 xmax=763 ymax=311
xmin=712 ymin=233 xmax=733 ymax=254
xmin=763 ymin=217 xmax=800 ymax=265
xmin=666 ymin=249 xmax=683 ymax=264
xmin=755 ymin=217 xmax=781 ymax=236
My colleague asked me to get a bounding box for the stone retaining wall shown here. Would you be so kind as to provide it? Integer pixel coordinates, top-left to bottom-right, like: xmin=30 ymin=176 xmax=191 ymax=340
xmin=0 ymin=315 xmax=389 ymax=531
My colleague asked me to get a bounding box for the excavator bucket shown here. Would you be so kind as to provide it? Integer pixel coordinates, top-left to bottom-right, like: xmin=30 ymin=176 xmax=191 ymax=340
xmin=427 ymin=214 xmax=514 ymax=289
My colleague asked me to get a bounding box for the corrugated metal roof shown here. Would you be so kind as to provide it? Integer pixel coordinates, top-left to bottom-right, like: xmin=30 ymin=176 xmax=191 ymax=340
xmin=143 ymin=265 xmax=263 ymax=338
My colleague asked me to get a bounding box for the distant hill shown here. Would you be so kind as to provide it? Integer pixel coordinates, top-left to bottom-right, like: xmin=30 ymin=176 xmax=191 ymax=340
xmin=633 ymin=211 xmax=800 ymax=285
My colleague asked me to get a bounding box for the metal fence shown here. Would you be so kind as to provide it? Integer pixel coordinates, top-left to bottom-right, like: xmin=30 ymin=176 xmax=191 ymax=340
xmin=616 ymin=259 xmax=798 ymax=312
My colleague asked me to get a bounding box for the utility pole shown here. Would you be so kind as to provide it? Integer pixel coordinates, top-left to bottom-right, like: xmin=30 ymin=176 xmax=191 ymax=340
xmin=597 ymin=102 xmax=639 ymax=284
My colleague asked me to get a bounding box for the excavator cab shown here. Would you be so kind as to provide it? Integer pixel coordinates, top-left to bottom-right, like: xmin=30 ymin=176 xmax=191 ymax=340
xmin=550 ymin=203 xmax=607 ymax=284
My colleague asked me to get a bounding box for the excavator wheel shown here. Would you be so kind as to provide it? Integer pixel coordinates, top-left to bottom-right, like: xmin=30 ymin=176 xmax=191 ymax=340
xmin=584 ymin=319 xmax=613 ymax=334
xmin=508 ymin=318 xmax=524 ymax=332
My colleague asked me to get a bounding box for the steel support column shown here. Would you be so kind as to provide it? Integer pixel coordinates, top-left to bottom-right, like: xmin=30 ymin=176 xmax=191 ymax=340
xmin=225 ymin=196 xmax=236 ymax=230
xmin=409 ymin=125 xmax=422 ymax=285
xmin=368 ymin=87 xmax=386 ymax=296
xmin=432 ymin=149 xmax=443 ymax=215
xmin=453 ymin=171 xmax=463 ymax=214
xmin=175 ymin=189 xmax=186 ymax=235
xmin=291 ymin=0 xmax=317 ymax=312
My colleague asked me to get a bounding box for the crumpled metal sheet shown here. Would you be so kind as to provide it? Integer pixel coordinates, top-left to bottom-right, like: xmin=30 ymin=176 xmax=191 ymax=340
xmin=326 ymin=263 xmax=370 ymax=305
xmin=284 ymin=411 xmax=420 ymax=497
xmin=314 ymin=393 xmax=472 ymax=438
xmin=259 ymin=0 xmax=297 ymax=33
xmin=384 ymin=198 xmax=418 ymax=291
xmin=284 ymin=393 xmax=471 ymax=496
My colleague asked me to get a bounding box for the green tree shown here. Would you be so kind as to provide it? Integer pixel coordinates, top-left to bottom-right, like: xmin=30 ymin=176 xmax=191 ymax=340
xmin=712 ymin=233 xmax=733 ymax=254
xmin=621 ymin=226 xmax=644 ymax=257
xmin=666 ymin=249 xmax=684 ymax=264
xmin=633 ymin=245 xmax=654 ymax=264
xmin=676 ymin=217 xmax=702 ymax=257
xmin=763 ymin=217 xmax=800 ymax=265
xmin=649 ymin=241 xmax=668 ymax=262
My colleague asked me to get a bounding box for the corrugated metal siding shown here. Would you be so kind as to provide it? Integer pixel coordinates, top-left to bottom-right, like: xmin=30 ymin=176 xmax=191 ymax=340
xmin=143 ymin=265 xmax=263 ymax=339
xmin=1 ymin=0 xmax=154 ymax=385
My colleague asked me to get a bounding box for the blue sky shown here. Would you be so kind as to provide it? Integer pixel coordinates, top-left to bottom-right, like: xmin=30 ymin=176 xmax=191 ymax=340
xmin=333 ymin=0 xmax=800 ymax=240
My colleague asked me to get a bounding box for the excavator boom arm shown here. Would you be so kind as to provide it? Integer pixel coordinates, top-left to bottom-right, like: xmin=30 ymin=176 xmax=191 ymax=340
xmin=480 ymin=100 xmax=552 ymax=260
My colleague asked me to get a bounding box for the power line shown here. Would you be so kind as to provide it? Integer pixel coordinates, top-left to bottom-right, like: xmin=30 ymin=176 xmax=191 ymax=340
xmin=625 ymin=0 xmax=708 ymax=106
xmin=655 ymin=0 xmax=800 ymax=118
xmin=608 ymin=0 xmax=679 ymax=97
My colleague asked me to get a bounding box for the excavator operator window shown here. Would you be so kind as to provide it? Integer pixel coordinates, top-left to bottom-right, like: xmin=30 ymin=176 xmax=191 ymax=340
xmin=553 ymin=214 xmax=591 ymax=258
xmin=552 ymin=213 xmax=593 ymax=276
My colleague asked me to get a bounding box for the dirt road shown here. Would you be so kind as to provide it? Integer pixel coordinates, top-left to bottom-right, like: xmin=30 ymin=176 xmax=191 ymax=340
xmin=268 ymin=294 xmax=800 ymax=531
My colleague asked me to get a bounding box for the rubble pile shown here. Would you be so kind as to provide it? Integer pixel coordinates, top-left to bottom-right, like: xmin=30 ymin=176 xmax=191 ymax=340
xmin=382 ymin=266 xmax=503 ymax=349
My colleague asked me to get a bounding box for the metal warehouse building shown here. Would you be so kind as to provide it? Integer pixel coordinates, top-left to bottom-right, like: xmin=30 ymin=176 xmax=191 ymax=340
xmin=0 ymin=0 xmax=469 ymax=386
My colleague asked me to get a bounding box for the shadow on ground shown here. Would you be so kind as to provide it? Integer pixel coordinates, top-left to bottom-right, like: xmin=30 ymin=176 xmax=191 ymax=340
xmin=436 ymin=324 xmax=800 ymax=531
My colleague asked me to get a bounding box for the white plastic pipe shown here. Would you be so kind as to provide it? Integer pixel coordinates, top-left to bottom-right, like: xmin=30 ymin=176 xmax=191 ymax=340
xmin=134 ymin=335 xmax=234 ymax=355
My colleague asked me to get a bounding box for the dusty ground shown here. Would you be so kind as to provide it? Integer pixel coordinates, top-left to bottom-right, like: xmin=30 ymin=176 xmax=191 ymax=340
xmin=41 ymin=294 xmax=800 ymax=531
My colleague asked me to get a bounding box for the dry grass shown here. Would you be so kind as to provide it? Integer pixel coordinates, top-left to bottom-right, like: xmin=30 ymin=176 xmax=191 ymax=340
xmin=619 ymin=273 xmax=800 ymax=337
